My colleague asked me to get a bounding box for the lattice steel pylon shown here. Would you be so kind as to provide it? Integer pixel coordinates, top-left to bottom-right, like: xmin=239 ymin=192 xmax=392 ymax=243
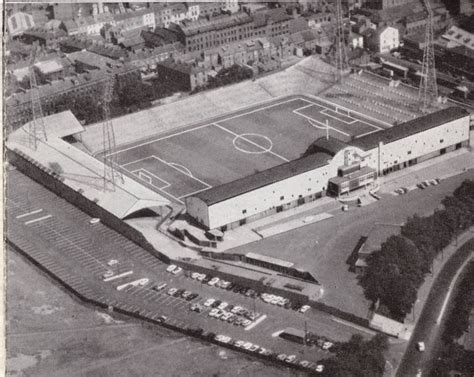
xmin=334 ymin=0 xmax=348 ymax=83
xmin=28 ymin=42 xmax=48 ymax=150
xmin=418 ymin=0 xmax=438 ymax=112
xmin=102 ymin=74 xmax=123 ymax=191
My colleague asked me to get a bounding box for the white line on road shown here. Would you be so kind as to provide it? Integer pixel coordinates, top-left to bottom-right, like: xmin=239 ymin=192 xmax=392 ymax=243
xmin=24 ymin=214 xmax=52 ymax=225
xmin=245 ymin=314 xmax=267 ymax=331
xmin=436 ymin=253 xmax=474 ymax=324
xmin=16 ymin=209 xmax=43 ymax=219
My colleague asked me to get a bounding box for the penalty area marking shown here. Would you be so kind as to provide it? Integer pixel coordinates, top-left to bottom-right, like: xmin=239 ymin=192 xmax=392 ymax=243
xmin=233 ymin=133 xmax=273 ymax=154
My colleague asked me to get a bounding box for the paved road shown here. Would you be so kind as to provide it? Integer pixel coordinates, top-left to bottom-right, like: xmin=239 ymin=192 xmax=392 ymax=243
xmin=6 ymin=170 xmax=371 ymax=370
xmin=396 ymin=234 xmax=474 ymax=377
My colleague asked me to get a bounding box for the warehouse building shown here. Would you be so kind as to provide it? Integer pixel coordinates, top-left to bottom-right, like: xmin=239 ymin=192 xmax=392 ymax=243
xmin=185 ymin=107 xmax=471 ymax=231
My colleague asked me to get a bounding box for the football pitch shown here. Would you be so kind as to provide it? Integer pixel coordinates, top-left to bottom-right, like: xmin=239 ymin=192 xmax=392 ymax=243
xmin=109 ymin=95 xmax=386 ymax=203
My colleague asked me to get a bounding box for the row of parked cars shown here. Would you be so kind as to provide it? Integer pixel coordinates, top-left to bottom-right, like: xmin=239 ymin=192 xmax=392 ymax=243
xmin=305 ymin=333 xmax=334 ymax=350
xmin=417 ymin=178 xmax=440 ymax=189
xmin=203 ymin=299 xmax=261 ymax=326
xmin=213 ymin=334 xmax=325 ymax=373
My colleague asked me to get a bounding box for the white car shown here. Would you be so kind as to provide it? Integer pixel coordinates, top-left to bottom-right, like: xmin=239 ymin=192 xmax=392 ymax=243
xmin=89 ymin=218 xmax=101 ymax=224
xmin=167 ymin=288 xmax=178 ymax=296
xmin=315 ymin=364 xmax=324 ymax=373
xmin=107 ymin=259 xmax=119 ymax=266
xmin=322 ymin=341 xmax=333 ymax=350
xmin=417 ymin=341 xmax=425 ymax=352
xmin=234 ymin=340 xmax=245 ymax=348
xmin=166 ymin=264 xmax=177 ymax=273
xmin=243 ymin=342 xmax=253 ymax=350
xmin=277 ymin=354 xmax=287 ymax=361
xmin=285 ymin=355 xmax=296 ymax=363
xmin=249 ymin=344 xmax=260 ymax=352
xmin=197 ymin=273 xmax=206 ymax=282
xmin=208 ymin=308 xmax=219 ymax=317
xmin=171 ymin=266 xmax=182 ymax=275
xmin=300 ymin=305 xmax=311 ymax=313
xmin=241 ymin=319 xmax=252 ymax=327
xmin=299 ymin=360 xmax=310 ymax=368
xmin=218 ymin=302 xmax=228 ymax=310
xmin=191 ymin=272 xmax=200 ymax=279
xmin=102 ymin=270 xmax=114 ymax=279
xmin=208 ymin=277 xmax=220 ymax=286
xmin=204 ymin=298 xmax=215 ymax=307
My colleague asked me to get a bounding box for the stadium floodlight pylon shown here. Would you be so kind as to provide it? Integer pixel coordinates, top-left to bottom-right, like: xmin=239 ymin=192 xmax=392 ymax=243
xmin=27 ymin=42 xmax=48 ymax=150
xmin=334 ymin=0 xmax=348 ymax=83
xmin=418 ymin=0 xmax=438 ymax=112
xmin=102 ymin=74 xmax=124 ymax=191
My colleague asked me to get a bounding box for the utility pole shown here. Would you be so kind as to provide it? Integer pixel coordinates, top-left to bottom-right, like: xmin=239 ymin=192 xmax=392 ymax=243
xmin=102 ymin=74 xmax=124 ymax=191
xmin=334 ymin=0 xmax=348 ymax=83
xmin=27 ymin=42 xmax=48 ymax=150
xmin=418 ymin=0 xmax=438 ymax=112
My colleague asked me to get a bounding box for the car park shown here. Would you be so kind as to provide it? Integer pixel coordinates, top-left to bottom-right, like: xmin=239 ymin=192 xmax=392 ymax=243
xmin=299 ymin=360 xmax=310 ymax=367
xmin=166 ymin=264 xmax=177 ymax=273
xmin=218 ymin=302 xmax=228 ymax=310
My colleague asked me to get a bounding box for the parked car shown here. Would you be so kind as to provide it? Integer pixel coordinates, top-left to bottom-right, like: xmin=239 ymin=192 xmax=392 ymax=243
xmin=249 ymin=344 xmax=260 ymax=352
xmin=166 ymin=264 xmax=177 ymax=273
xmin=277 ymin=354 xmax=287 ymax=361
xmin=153 ymin=283 xmax=167 ymax=291
xmin=285 ymin=355 xmax=296 ymax=363
xmin=211 ymin=300 xmax=222 ymax=308
xmin=172 ymin=266 xmax=182 ymax=275
xmin=315 ymin=364 xmax=324 ymax=373
xmin=300 ymin=305 xmax=311 ymax=313
xmin=167 ymin=288 xmax=178 ymax=296
xmin=208 ymin=277 xmax=220 ymax=286
xmin=204 ymin=298 xmax=215 ymax=307
xmin=186 ymin=293 xmax=199 ymax=301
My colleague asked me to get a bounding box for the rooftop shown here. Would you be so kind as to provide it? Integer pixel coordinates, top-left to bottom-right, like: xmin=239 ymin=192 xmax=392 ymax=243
xmin=177 ymin=12 xmax=253 ymax=36
xmin=350 ymin=107 xmax=469 ymax=151
xmin=191 ymin=152 xmax=331 ymax=205
xmin=245 ymin=252 xmax=294 ymax=268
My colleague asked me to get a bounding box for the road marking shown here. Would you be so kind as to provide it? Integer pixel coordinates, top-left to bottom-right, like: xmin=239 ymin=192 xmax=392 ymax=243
xmin=16 ymin=209 xmax=43 ymax=219
xmin=245 ymin=314 xmax=267 ymax=331
xmin=102 ymin=270 xmax=134 ymax=282
xmin=24 ymin=214 xmax=52 ymax=225
xmin=436 ymin=253 xmax=474 ymax=324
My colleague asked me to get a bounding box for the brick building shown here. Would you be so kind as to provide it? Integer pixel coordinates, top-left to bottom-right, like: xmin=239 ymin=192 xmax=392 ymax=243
xmin=156 ymin=59 xmax=209 ymax=91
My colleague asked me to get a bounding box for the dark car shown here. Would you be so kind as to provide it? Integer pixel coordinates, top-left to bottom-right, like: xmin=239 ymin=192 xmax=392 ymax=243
xmin=202 ymin=275 xmax=212 ymax=284
xmin=226 ymin=283 xmax=235 ymax=291
xmin=187 ymin=293 xmax=199 ymax=301
xmin=184 ymin=270 xmax=192 ymax=278
xmin=175 ymin=289 xmax=186 ymax=297
xmin=211 ymin=300 xmax=222 ymax=308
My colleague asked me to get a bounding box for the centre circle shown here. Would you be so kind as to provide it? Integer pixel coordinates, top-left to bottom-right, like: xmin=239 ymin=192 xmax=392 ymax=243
xmin=232 ymin=133 xmax=273 ymax=154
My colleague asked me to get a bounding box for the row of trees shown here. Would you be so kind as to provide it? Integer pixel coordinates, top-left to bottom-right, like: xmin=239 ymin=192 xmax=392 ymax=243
xmin=320 ymin=334 xmax=388 ymax=377
xmin=360 ymin=180 xmax=474 ymax=320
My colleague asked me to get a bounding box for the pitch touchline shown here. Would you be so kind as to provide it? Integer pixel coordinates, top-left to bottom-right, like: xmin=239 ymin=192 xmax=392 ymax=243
xmin=213 ymin=123 xmax=290 ymax=162
xmin=109 ymin=97 xmax=302 ymax=156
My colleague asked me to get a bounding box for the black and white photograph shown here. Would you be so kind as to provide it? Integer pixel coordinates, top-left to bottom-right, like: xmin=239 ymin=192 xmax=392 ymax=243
xmin=2 ymin=0 xmax=474 ymax=376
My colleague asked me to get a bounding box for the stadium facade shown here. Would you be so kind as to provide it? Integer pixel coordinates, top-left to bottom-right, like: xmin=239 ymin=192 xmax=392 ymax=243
xmin=185 ymin=107 xmax=471 ymax=230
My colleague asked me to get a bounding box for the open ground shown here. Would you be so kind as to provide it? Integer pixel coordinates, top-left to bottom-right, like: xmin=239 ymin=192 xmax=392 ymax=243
xmin=108 ymin=95 xmax=386 ymax=204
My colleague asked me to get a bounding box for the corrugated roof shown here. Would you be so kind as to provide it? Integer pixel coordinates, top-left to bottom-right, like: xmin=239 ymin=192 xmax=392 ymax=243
xmin=350 ymin=107 xmax=469 ymax=151
xmin=191 ymin=153 xmax=331 ymax=205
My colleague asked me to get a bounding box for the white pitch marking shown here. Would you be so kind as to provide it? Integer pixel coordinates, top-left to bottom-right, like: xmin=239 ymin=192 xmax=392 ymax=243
xmin=16 ymin=209 xmax=43 ymax=219
xmin=321 ymin=108 xmax=358 ymax=124
xmin=109 ymin=98 xmax=303 ymax=156
xmin=214 ymin=124 xmax=289 ymax=162
xmin=24 ymin=214 xmax=52 ymax=225
xmin=295 ymin=111 xmax=351 ymax=137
